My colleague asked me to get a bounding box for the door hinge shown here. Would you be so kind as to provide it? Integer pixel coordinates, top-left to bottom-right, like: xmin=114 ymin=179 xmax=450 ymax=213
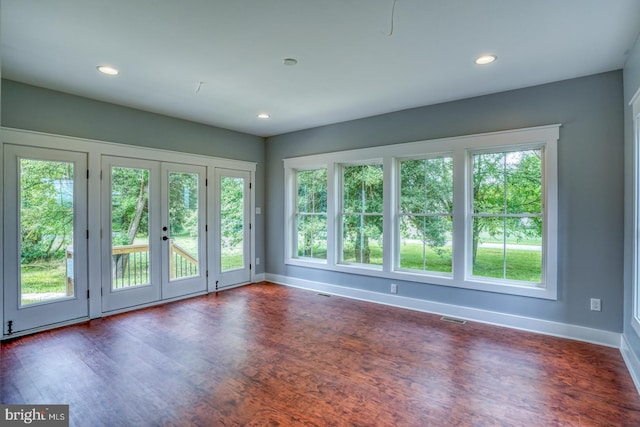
xmin=100 ymin=170 xmax=103 ymax=180
xmin=206 ymin=270 xmax=209 ymax=277
xmin=87 ymin=169 xmax=89 ymax=179
xmin=7 ymin=320 xmax=13 ymax=335
xmin=250 ymin=263 xmax=252 ymax=270
xmin=86 ymin=230 xmax=89 ymax=239
xmin=205 ymin=224 xmax=208 ymax=232
xmin=206 ymin=178 xmax=208 ymax=186
xmin=87 ymin=289 xmax=90 ymax=299
xmin=249 ymin=223 xmax=252 ymax=230
xmin=249 ymin=182 xmax=252 ymax=189
xmin=101 ymin=288 xmax=103 ymax=296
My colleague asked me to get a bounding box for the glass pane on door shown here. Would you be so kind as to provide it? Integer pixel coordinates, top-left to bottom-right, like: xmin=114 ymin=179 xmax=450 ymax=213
xmin=168 ymin=172 xmax=200 ymax=280
xmin=111 ymin=167 xmax=150 ymax=289
xmin=19 ymin=159 xmax=75 ymax=306
xmin=220 ymin=176 xmax=245 ymax=271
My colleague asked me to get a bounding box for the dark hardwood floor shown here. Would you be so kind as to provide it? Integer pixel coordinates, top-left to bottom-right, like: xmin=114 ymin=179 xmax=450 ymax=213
xmin=2 ymin=282 xmax=640 ymax=426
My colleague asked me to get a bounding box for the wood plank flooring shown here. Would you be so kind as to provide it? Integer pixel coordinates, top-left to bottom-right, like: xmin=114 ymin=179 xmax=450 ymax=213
xmin=2 ymin=282 xmax=640 ymax=426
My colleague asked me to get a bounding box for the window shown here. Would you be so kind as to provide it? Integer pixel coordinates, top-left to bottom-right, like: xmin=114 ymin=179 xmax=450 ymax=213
xmin=471 ymin=149 xmax=543 ymax=284
xmin=295 ymin=169 xmax=328 ymax=260
xmin=632 ymin=88 xmax=640 ymax=336
xmin=398 ymin=157 xmax=453 ymax=274
xmin=341 ymin=163 xmax=384 ymax=267
xmin=283 ymin=125 xmax=559 ymax=299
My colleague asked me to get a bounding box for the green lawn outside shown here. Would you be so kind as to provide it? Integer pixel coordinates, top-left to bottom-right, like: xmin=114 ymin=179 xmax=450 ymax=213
xmin=476 ymin=231 xmax=542 ymax=246
xmin=473 ymin=247 xmax=541 ymax=282
xmin=221 ymin=253 xmax=244 ymax=271
xmin=20 ymin=262 xmax=67 ymax=305
xmin=21 ymin=262 xmax=67 ymax=294
xmin=21 ymin=241 xmax=542 ymax=300
xmin=312 ymin=241 xmax=541 ymax=282
xmin=399 ymin=245 xmax=452 ymax=273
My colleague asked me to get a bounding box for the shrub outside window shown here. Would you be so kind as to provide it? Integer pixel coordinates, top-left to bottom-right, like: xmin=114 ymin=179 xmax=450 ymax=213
xmin=398 ymin=157 xmax=453 ymax=274
xmin=283 ymin=125 xmax=559 ymax=300
xmin=295 ymin=169 xmax=327 ymax=260
xmin=471 ymin=149 xmax=543 ymax=284
xmin=341 ymin=164 xmax=384 ymax=267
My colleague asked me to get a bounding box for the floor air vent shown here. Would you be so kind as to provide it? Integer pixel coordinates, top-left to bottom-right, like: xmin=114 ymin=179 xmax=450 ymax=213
xmin=316 ymin=293 xmax=331 ymax=297
xmin=440 ymin=316 xmax=467 ymax=325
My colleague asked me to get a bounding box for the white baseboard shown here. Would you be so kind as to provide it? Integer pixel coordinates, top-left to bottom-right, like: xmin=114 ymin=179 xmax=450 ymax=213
xmin=621 ymin=334 xmax=640 ymax=395
xmin=253 ymin=273 xmax=266 ymax=282
xmin=265 ymin=273 xmax=621 ymax=348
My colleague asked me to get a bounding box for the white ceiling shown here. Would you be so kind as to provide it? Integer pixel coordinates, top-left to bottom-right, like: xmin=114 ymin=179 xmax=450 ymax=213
xmin=2 ymin=0 xmax=640 ymax=137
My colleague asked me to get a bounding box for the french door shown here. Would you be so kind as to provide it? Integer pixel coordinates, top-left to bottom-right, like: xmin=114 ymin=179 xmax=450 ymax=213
xmin=3 ymin=145 xmax=88 ymax=335
xmin=101 ymin=156 xmax=206 ymax=312
xmin=214 ymin=169 xmax=251 ymax=287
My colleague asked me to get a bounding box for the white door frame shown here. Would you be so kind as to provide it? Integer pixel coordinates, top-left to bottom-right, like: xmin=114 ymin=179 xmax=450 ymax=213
xmin=160 ymin=162 xmax=207 ymax=299
xmin=1 ymin=127 xmax=256 ymax=338
xmin=101 ymin=156 xmax=162 ymax=313
xmin=3 ymin=144 xmax=89 ymax=335
xmin=212 ymin=168 xmax=253 ymax=289
xmin=101 ymin=157 xmax=209 ymax=312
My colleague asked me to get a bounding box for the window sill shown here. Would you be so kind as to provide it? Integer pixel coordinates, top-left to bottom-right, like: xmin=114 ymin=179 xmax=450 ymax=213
xmin=285 ymin=258 xmax=557 ymax=300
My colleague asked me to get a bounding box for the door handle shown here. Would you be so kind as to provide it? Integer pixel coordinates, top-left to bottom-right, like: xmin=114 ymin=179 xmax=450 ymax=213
xmin=163 ymin=236 xmax=169 ymax=241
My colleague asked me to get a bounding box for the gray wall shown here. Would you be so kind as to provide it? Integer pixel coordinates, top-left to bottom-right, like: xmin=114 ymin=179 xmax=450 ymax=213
xmin=623 ymin=36 xmax=640 ymax=356
xmin=266 ymin=71 xmax=624 ymax=332
xmin=1 ymin=79 xmax=266 ymax=275
xmin=2 ymin=70 xmax=629 ymax=334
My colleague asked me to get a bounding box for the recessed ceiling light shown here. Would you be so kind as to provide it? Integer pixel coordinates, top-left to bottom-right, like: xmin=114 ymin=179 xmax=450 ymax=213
xmin=282 ymin=58 xmax=298 ymax=66
xmin=475 ymin=55 xmax=497 ymax=65
xmin=97 ymin=65 xmax=119 ymax=75
xmin=257 ymin=113 xmax=270 ymax=119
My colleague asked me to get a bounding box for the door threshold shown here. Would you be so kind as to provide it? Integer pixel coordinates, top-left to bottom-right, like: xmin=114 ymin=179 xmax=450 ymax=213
xmin=1 ymin=317 xmax=90 ymax=341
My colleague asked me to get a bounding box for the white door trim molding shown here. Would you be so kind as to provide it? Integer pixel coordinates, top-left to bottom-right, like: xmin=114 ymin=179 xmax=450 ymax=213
xmin=1 ymin=127 xmax=257 ymax=335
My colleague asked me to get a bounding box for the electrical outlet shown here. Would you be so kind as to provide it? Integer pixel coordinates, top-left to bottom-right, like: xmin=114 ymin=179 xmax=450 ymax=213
xmin=256 ymin=257 xmax=260 ymax=265
xmin=390 ymin=283 xmax=398 ymax=294
xmin=590 ymin=298 xmax=601 ymax=312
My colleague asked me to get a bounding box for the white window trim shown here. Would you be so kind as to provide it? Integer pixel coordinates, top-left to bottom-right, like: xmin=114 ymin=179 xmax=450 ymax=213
xmin=284 ymin=125 xmax=560 ymax=300
xmin=291 ymin=167 xmax=329 ymax=263
xmin=284 ymin=162 xmax=330 ymax=266
xmin=395 ymin=153 xmax=454 ymax=276
xmin=465 ymin=144 xmax=549 ymax=286
xmin=631 ymin=88 xmax=640 ymax=337
xmin=338 ymin=160 xmax=385 ymax=269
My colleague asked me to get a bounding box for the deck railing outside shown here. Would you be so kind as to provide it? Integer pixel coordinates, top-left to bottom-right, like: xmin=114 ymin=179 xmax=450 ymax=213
xmin=110 ymin=240 xmax=198 ymax=289
xmin=112 ymin=244 xmax=151 ymax=288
